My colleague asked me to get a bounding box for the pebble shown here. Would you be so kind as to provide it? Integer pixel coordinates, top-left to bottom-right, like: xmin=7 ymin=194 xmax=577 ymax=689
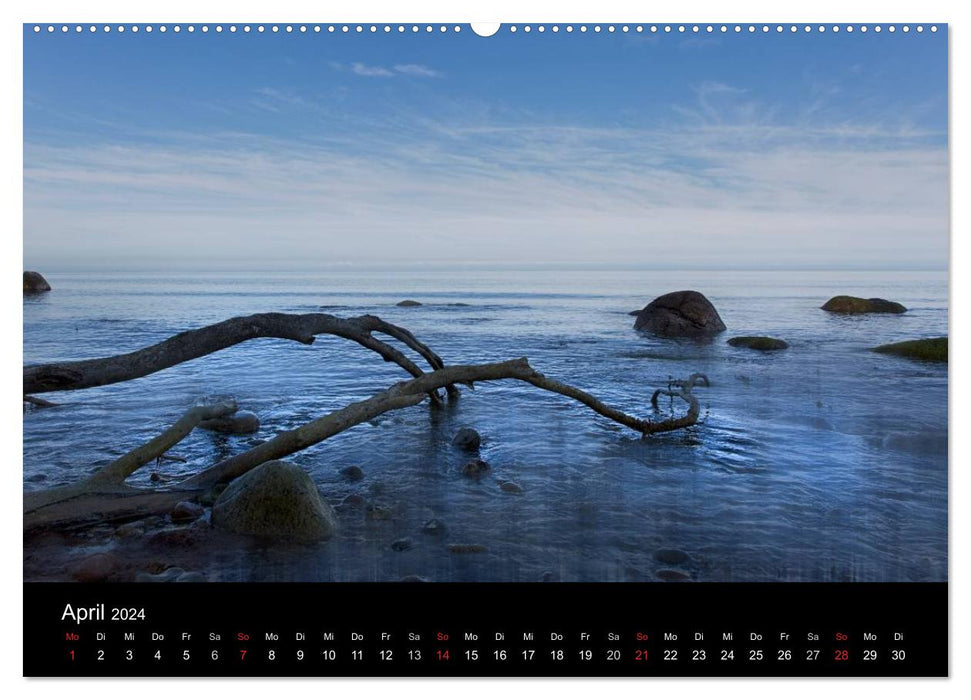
xmin=340 ymin=493 xmax=367 ymax=507
xmin=655 ymin=569 xmax=691 ymax=581
xmin=499 ymin=481 xmax=524 ymax=494
xmin=462 ymin=459 xmax=491 ymax=477
xmin=421 ymin=519 xmax=447 ymax=536
xmin=170 ymin=501 xmax=205 ymax=524
xmin=147 ymin=527 xmax=201 ymax=549
xmin=391 ymin=538 xmax=414 ymax=552
xmin=71 ymin=553 xmax=119 ymax=583
xmin=340 ymin=465 xmax=364 ymax=482
xmin=114 ymin=523 xmax=145 ymax=539
xmin=448 ymin=544 xmax=488 ymax=554
xmin=366 ymin=504 xmax=393 ymax=521
xmin=653 ymin=548 xmax=690 ymax=566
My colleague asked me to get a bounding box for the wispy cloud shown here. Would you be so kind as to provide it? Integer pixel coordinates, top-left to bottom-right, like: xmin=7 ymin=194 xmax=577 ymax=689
xmin=330 ymin=62 xmax=444 ymax=79
xmin=350 ymin=62 xmax=394 ymax=77
xmin=23 ymin=104 xmax=947 ymax=269
xmin=393 ymin=64 xmax=443 ymax=78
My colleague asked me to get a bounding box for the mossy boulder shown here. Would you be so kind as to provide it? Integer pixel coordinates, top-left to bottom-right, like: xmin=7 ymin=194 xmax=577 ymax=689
xmin=822 ymin=296 xmax=906 ymax=314
xmin=212 ymin=460 xmax=336 ymax=542
xmin=727 ymin=336 xmax=789 ymax=351
xmin=23 ymin=271 xmax=51 ymax=294
xmin=633 ymin=290 xmax=726 ymax=338
xmin=872 ymin=337 xmax=947 ymax=363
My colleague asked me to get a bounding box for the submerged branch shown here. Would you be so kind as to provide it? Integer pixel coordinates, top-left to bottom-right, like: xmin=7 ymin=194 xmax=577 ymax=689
xmin=185 ymin=359 xmax=707 ymax=488
xmin=86 ymin=400 xmax=238 ymax=485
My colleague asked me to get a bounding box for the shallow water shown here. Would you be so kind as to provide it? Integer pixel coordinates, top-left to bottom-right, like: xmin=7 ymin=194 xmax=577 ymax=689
xmin=23 ymin=267 xmax=948 ymax=582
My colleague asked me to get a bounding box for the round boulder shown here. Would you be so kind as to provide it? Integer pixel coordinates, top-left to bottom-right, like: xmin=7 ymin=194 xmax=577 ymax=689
xmin=396 ymin=299 xmax=422 ymax=307
xmin=23 ymin=271 xmax=51 ymax=294
xmin=633 ymin=291 xmax=726 ymax=337
xmin=821 ymin=296 xmax=906 ymax=314
xmin=211 ymin=460 xmax=336 ymax=542
xmin=727 ymin=336 xmax=789 ymax=351
xmin=199 ymin=410 xmax=260 ymax=435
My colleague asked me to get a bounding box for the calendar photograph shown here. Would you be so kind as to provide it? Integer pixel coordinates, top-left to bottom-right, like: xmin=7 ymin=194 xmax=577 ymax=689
xmin=23 ymin=23 xmax=948 ymax=589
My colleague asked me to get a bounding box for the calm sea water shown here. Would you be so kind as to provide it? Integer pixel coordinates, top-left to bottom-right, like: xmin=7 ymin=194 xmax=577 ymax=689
xmin=23 ymin=267 xmax=948 ymax=582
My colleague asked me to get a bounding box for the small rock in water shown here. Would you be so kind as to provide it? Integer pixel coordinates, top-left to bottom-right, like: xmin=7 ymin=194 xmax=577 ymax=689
xmin=462 ymin=459 xmax=491 ymax=477
xmin=421 ymin=518 xmax=447 ymax=536
xmin=26 ymin=473 xmax=47 ymax=483
xmin=170 ymin=501 xmax=205 ymax=524
xmin=499 ymin=481 xmax=524 ymax=494
xmin=540 ymin=571 xmax=557 ymax=582
xmin=727 ymin=336 xmax=789 ymax=351
xmin=448 ymin=544 xmax=488 ymax=554
xmin=366 ymin=504 xmax=393 ymax=521
xmin=72 ymin=553 xmax=120 ymax=582
xmin=340 ymin=465 xmax=364 ymax=482
xmin=340 ymin=493 xmax=367 ymax=508
xmin=399 ymin=575 xmax=431 ymax=582
xmin=115 ymin=523 xmax=145 ymax=539
xmin=199 ymin=410 xmax=260 ymax=435
xmin=391 ymin=538 xmax=414 ymax=552
xmin=653 ymin=548 xmax=690 ymax=566
xmin=451 ymin=427 xmax=481 ymax=451
xmin=396 ymin=299 xmax=422 ymax=307
xmin=655 ymin=569 xmax=691 ymax=581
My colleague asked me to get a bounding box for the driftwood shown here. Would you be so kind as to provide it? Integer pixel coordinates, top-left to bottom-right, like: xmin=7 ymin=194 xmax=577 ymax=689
xmin=24 ymin=314 xmax=709 ymax=533
xmin=23 ymin=312 xmax=456 ymax=404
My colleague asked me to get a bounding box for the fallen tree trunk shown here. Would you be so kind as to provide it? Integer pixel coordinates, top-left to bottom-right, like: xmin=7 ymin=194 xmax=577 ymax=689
xmin=23 ymin=312 xmax=455 ymax=402
xmin=24 ymin=358 xmax=707 ymax=532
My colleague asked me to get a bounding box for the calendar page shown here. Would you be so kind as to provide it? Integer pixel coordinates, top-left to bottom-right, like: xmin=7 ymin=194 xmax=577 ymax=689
xmin=22 ymin=19 xmax=948 ymax=677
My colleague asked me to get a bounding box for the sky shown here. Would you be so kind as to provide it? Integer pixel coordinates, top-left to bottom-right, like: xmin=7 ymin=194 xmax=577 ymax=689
xmin=23 ymin=25 xmax=948 ymax=270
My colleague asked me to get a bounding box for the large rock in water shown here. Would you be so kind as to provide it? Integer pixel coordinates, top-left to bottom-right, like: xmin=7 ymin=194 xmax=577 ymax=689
xmin=822 ymin=296 xmax=906 ymax=314
xmin=23 ymin=271 xmax=51 ymax=294
xmin=633 ymin=291 xmax=726 ymax=338
xmin=211 ymin=461 xmax=336 ymax=542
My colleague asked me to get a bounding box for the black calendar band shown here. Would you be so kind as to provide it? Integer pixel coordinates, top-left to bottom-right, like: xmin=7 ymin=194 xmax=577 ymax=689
xmin=24 ymin=582 xmax=947 ymax=677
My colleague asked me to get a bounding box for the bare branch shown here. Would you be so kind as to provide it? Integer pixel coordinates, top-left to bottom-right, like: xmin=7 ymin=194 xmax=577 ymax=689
xmin=23 ymin=313 xmax=454 ymax=400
